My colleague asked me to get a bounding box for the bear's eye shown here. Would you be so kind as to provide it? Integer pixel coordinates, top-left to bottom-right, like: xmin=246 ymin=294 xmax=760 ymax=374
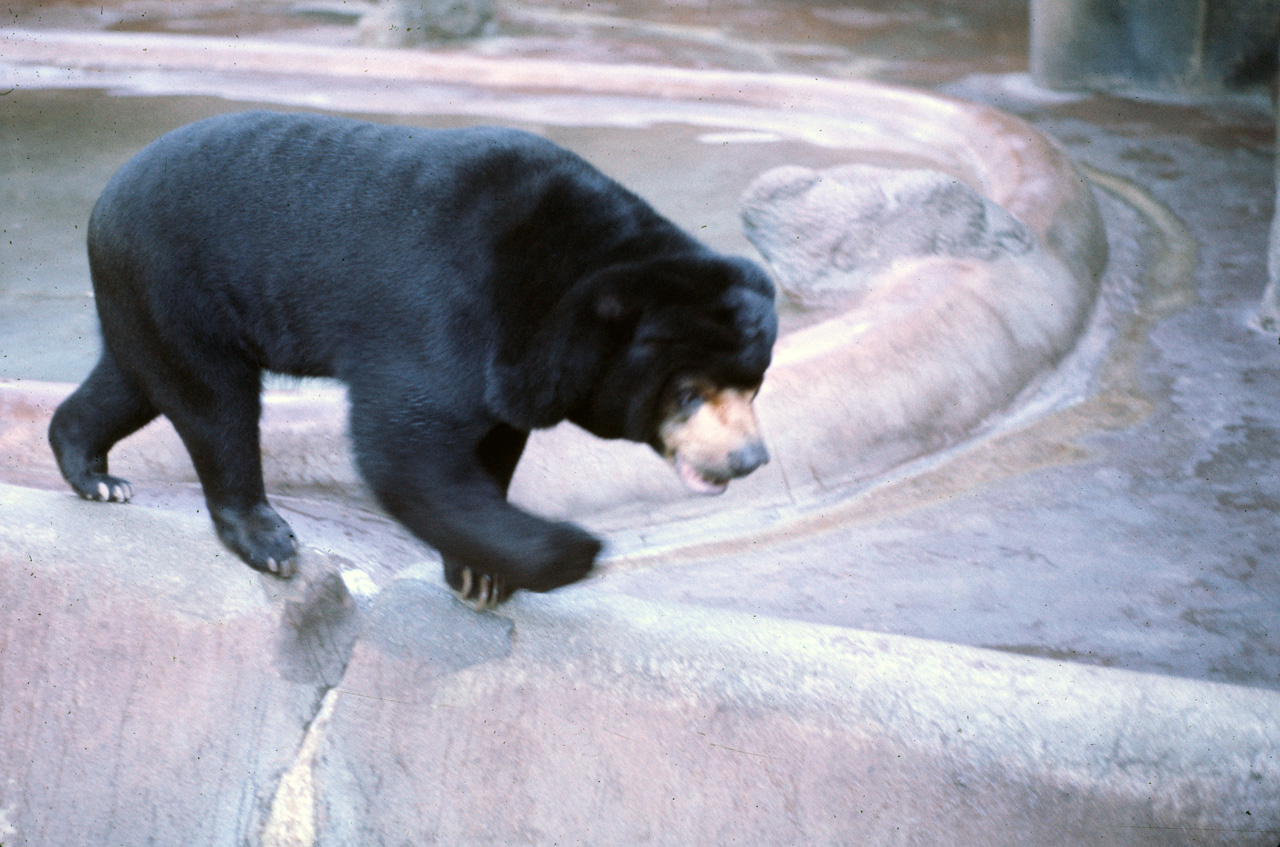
xmin=673 ymin=384 xmax=702 ymax=410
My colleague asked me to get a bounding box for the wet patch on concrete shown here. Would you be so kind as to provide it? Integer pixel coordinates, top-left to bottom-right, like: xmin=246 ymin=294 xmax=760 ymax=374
xmin=5 ymin=0 xmax=1030 ymax=83
xmin=276 ymin=571 xmax=365 ymax=688
xmin=0 ymin=86 xmax=862 ymax=382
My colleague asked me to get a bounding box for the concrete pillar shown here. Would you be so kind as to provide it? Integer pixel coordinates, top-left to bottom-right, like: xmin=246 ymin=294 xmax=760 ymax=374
xmin=1031 ymin=0 xmax=1280 ymax=96
xmin=1264 ymin=43 xmax=1280 ymax=331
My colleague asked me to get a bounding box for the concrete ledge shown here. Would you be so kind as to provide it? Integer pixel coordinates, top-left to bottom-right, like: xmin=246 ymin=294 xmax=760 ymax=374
xmin=312 ymin=573 xmax=1280 ymax=845
xmin=2 ymin=481 xmax=1275 ymax=845
xmin=0 ymin=378 xmax=359 ymax=498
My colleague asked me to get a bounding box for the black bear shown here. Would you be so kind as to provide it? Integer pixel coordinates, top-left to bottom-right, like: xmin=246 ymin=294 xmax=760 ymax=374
xmin=49 ymin=111 xmax=777 ymax=607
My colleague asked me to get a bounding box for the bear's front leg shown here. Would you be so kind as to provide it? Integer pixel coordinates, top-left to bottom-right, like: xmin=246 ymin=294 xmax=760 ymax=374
xmin=350 ymin=407 xmax=600 ymax=607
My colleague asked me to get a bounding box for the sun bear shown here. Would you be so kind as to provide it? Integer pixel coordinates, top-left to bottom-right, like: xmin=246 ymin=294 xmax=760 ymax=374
xmin=49 ymin=111 xmax=777 ymax=607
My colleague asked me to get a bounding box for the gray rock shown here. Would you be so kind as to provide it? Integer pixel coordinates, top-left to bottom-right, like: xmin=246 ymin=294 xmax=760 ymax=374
xmin=741 ymin=164 xmax=1034 ymax=307
xmin=358 ymin=0 xmax=492 ymax=45
xmin=3 ymin=485 xmax=1277 ymax=845
xmin=291 ymin=575 xmax=1280 ymax=846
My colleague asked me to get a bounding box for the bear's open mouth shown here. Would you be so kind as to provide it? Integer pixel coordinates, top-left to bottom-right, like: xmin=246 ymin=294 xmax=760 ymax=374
xmin=674 ymin=456 xmax=730 ymax=496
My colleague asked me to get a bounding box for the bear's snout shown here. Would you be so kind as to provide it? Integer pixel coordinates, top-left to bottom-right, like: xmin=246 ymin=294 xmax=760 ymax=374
xmin=728 ymin=440 xmax=769 ymax=477
xmin=659 ymin=385 xmax=769 ymax=496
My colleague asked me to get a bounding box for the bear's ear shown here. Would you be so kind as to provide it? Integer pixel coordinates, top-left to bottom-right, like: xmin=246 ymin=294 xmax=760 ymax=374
xmin=585 ymin=261 xmax=652 ymax=324
xmin=594 ymin=289 xmax=629 ymax=322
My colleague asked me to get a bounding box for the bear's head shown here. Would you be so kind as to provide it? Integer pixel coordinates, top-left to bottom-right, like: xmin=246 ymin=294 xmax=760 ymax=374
xmin=576 ymin=252 xmax=778 ymax=494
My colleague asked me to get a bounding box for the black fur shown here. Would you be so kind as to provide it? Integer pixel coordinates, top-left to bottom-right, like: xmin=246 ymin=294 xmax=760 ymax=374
xmin=49 ymin=111 xmax=777 ymax=595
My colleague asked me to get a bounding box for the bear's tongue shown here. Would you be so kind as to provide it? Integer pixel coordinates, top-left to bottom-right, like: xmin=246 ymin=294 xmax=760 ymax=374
xmin=676 ymin=457 xmax=728 ymax=496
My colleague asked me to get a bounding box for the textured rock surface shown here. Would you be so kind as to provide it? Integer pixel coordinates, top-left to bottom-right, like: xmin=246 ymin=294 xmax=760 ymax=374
xmin=2 ymin=506 xmax=1277 ymax=845
xmin=741 ymin=164 xmax=1034 ymax=308
xmin=0 ymin=483 xmax=363 ymax=847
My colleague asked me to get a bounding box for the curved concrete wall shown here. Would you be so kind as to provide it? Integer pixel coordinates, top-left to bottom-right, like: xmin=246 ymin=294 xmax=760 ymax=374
xmin=1 ymin=29 xmax=1108 ymax=534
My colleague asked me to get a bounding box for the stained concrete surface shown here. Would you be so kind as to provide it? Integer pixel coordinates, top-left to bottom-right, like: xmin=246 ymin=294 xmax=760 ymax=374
xmin=3 ymin=1 xmax=1277 ymax=693
xmin=0 ymin=2 xmax=1278 ymax=842
xmin=4 ymin=0 xmax=1031 ymax=84
xmin=605 ymin=120 xmax=1280 ymax=690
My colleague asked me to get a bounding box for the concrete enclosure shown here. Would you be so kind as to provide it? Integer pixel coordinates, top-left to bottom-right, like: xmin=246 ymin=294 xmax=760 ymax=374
xmin=2 ymin=5 xmax=1280 ymax=846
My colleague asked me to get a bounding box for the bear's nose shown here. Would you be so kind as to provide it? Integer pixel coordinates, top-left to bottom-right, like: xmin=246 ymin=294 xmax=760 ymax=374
xmin=727 ymin=441 xmax=769 ymax=477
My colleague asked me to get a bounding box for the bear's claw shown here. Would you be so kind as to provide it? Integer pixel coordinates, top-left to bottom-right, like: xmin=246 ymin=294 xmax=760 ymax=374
xmin=457 ymin=567 xmax=507 ymax=611
xmin=78 ymin=476 xmax=133 ymax=503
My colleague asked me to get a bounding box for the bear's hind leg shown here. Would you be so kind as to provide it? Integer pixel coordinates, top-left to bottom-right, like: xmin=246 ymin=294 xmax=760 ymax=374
xmin=49 ymin=349 xmax=159 ymax=503
xmin=154 ymin=365 xmax=298 ymax=577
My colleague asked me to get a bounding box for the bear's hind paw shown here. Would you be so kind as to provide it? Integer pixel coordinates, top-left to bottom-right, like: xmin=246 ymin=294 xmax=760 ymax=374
xmin=73 ymin=474 xmax=133 ymax=503
xmin=211 ymin=503 xmax=299 ymax=578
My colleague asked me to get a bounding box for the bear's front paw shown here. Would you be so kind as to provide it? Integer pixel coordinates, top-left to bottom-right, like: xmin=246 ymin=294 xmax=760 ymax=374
xmin=523 ymin=522 xmax=601 ymax=593
xmin=443 ymin=523 xmax=600 ymax=610
xmin=456 ymin=566 xmax=510 ymax=611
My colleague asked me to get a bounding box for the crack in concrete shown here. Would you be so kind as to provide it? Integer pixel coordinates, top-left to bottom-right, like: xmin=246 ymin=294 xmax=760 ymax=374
xmin=260 ymin=687 xmax=341 ymax=847
xmin=258 ymin=567 xmax=378 ymax=846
